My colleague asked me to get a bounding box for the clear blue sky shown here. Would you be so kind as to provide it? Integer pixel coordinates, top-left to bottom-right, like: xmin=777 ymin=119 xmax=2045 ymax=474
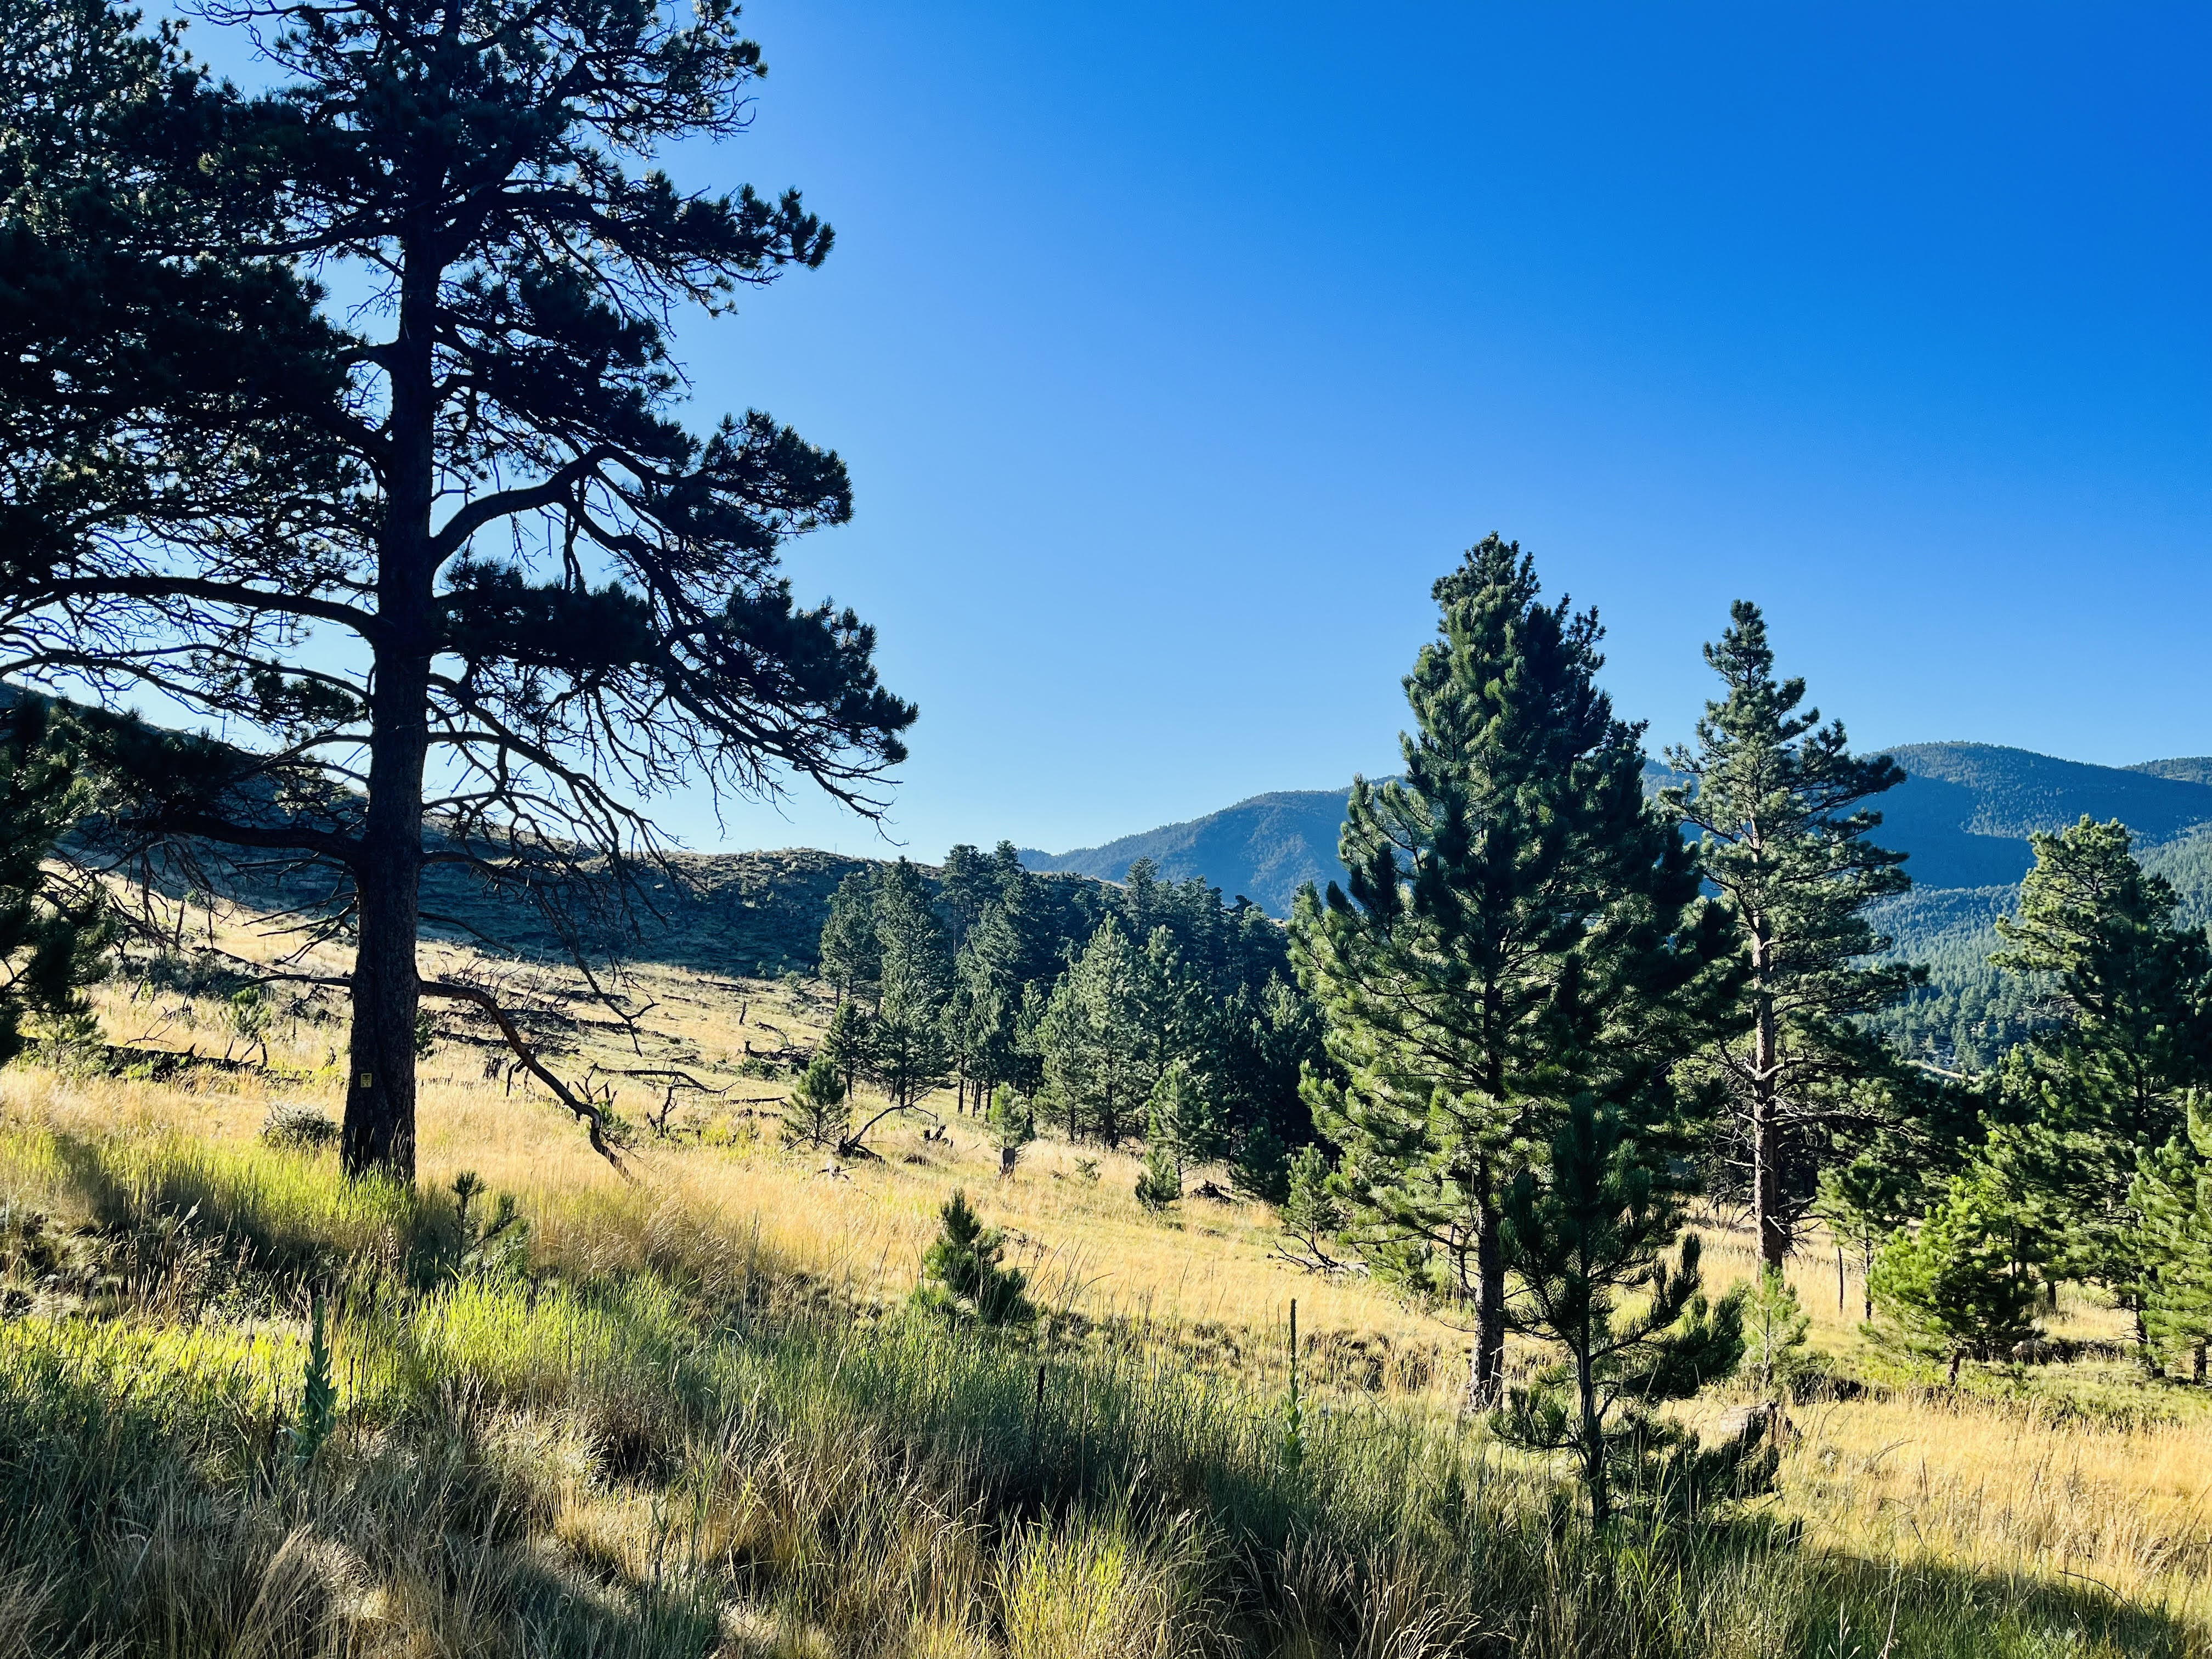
xmin=197 ymin=2 xmax=2212 ymax=862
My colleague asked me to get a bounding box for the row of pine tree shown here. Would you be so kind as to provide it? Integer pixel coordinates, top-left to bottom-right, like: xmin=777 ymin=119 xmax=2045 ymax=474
xmin=811 ymin=845 xmax=1321 ymax=1195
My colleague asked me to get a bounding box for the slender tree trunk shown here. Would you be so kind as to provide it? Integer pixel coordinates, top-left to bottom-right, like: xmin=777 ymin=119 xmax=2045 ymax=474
xmin=2136 ymin=1304 xmax=2163 ymax=1379
xmin=1463 ymin=1161 xmax=1506 ymax=1408
xmin=2193 ymin=1340 xmax=2206 ymax=1386
xmin=341 ymin=240 xmax=436 ymax=1183
xmin=1577 ymin=1345 xmax=1608 ymax=1527
xmin=1750 ymin=924 xmax=1786 ymax=1271
xmin=1946 ymin=1349 xmax=1962 ymax=1387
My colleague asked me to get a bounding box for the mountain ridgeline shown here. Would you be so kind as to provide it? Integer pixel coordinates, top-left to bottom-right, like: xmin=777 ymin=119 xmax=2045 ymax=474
xmin=1020 ymin=744 xmax=2212 ymax=1069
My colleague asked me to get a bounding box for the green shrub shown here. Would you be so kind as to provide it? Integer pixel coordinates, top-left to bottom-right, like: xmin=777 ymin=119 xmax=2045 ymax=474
xmin=1134 ymin=1146 xmax=1182 ymax=1213
xmin=915 ymin=1188 xmax=1030 ymax=1325
xmin=781 ymin=1057 xmax=850 ymax=1150
xmin=259 ymin=1102 xmax=341 ymax=1152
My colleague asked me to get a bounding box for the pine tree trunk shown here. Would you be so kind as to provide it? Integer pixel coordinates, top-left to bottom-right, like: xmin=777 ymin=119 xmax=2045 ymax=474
xmin=2193 ymin=1340 xmax=2206 ymax=1386
xmin=1463 ymin=1163 xmax=1506 ymax=1408
xmin=1577 ymin=1346 xmax=1609 ymax=1527
xmin=2136 ymin=1305 xmax=2163 ymax=1379
xmin=1946 ymin=1349 xmax=1962 ymax=1387
xmin=1750 ymin=931 xmax=1786 ymax=1271
xmin=340 ymin=247 xmax=435 ymax=1183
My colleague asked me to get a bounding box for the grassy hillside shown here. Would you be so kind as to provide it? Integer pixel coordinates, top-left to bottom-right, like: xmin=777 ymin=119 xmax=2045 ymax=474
xmin=1 ymin=903 xmax=2209 ymax=1654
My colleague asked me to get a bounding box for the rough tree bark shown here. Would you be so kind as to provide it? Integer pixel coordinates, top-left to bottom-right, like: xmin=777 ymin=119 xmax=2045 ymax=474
xmin=341 ymin=250 xmax=436 ymax=1180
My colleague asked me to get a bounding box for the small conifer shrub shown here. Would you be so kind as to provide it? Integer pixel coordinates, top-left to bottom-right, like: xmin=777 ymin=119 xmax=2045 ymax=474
xmin=987 ymin=1084 xmax=1035 ymax=1172
xmin=781 ymin=1057 xmax=851 ymax=1150
xmin=448 ymin=1171 xmax=531 ymax=1282
xmin=1135 ymin=1144 xmax=1182 ymax=1212
xmin=916 ymin=1189 xmax=1030 ymax=1325
xmin=1274 ymin=1143 xmax=1346 ymax=1272
xmin=1743 ymin=1266 xmax=1814 ymax=1398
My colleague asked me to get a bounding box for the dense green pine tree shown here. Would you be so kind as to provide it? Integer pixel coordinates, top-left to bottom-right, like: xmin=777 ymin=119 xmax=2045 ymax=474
xmin=1037 ymin=917 xmax=1152 ymax=1146
xmin=933 ymin=844 xmax=998 ymax=953
xmin=946 ymin=898 xmax=1035 ymax=1107
xmin=817 ymin=871 xmax=882 ymax=1007
xmin=819 ymin=999 xmax=870 ymax=1105
xmin=862 ymin=860 xmax=952 ymax=1111
xmin=1147 ymin=1058 xmax=1228 ymax=1175
xmin=2135 ymin=1093 xmax=2212 ymax=1382
xmin=780 ymin=1056 xmax=850 ymax=1152
xmin=1662 ymin=601 xmax=1917 ymax=1269
xmin=1293 ymin=537 xmax=1736 ymax=1402
xmin=1492 ymin=1096 xmax=1747 ymax=1525
xmin=1869 ymin=1174 xmax=2042 ymax=1385
xmin=1982 ymin=819 xmax=2212 ymax=1346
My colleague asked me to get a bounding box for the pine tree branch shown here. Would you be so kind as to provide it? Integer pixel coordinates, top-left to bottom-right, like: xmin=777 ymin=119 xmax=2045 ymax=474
xmin=420 ymin=977 xmax=625 ymax=1171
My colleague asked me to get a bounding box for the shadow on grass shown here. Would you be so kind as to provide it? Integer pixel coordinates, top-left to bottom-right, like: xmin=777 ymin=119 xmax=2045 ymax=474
xmin=10 ymin=1131 xmax=2203 ymax=1658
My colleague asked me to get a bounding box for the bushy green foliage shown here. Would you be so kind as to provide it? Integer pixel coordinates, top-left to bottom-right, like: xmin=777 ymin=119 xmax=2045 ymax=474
xmin=1491 ymin=1096 xmax=1748 ymax=1524
xmin=1134 ymin=1145 xmax=1183 ymax=1214
xmin=915 ymin=1188 xmax=1030 ymax=1324
xmin=781 ymin=1057 xmax=851 ymax=1151
xmin=1870 ymin=1176 xmax=2041 ymax=1384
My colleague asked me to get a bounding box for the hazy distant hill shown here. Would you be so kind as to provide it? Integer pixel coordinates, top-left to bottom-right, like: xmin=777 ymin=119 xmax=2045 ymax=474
xmin=1019 ymin=744 xmax=2212 ymax=1068
xmin=1023 ymin=744 xmax=2212 ymax=921
xmin=2132 ymin=756 xmax=2212 ymax=787
xmin=1019 ymin=789 xmax=1355 ymax=915
xmin=1876 ymin=742 xmax=2212 ymax=885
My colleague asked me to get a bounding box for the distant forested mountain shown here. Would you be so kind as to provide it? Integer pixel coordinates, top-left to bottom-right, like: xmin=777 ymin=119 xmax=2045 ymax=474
xmin=2132 ymin=756 xmax=2212 ymax=787
xmin=1026 ymin=744 xmax=2212 ymax=918
xmin=1021 ymin=743 xmax=2212 ymax=1071
xmin=1018 ymin=789 xmax=1356 ymax=916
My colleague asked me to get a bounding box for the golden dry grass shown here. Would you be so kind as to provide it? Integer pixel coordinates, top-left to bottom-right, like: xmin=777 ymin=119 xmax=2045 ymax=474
xmin=27 ymin=895 xmax=2212 ymax=1645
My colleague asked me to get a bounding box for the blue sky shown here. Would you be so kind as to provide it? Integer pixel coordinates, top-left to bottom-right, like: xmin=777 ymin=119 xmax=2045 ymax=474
xmin=193 ymin=3 xmax=2212 ymax=862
